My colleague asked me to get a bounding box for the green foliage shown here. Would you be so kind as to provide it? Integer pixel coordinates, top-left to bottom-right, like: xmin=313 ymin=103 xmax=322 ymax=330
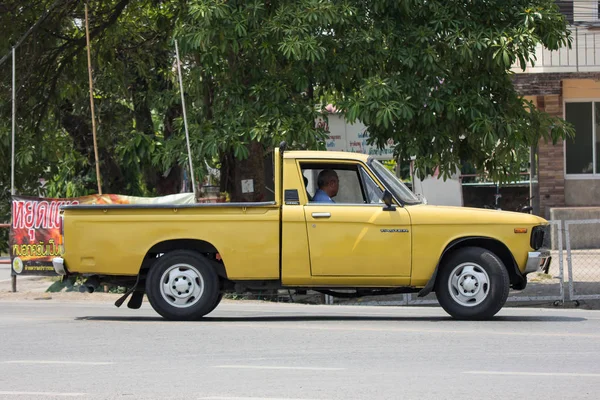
xmin=175 ymin=0 xmax=366 ymax=158
xmin=46 ymin=276 xmax=127 ymax=293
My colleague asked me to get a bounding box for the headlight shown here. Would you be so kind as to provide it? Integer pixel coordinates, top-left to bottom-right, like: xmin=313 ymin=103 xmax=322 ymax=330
xmin=530 ymin=225 xmax=545 ymax=250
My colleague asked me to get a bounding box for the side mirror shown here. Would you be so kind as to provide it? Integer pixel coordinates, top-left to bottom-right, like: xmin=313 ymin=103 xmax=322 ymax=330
xmin=382 ymin=190 xmax=396 ymax=211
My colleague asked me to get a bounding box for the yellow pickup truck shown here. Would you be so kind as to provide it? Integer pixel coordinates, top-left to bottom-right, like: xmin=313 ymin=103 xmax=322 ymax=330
xmin=52 ymin=144 xmax=550 ymax=320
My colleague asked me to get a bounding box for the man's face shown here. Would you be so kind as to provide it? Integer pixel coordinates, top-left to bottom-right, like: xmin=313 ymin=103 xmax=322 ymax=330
xmin=326 ymin=174 xmax=339 ymax=197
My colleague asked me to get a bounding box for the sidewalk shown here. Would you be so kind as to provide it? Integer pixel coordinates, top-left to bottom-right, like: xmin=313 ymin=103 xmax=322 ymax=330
xmin=2 ymin=273 xmax=599 ymax=310
xmin=0 ymin=274 xmax=122 ymax=302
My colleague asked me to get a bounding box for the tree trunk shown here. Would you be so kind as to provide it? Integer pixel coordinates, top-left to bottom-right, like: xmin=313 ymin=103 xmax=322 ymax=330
xmin=150 ymin=104 xmax=183 ymax=196
xmin=220 ymin=142 xmax=266 ymax=202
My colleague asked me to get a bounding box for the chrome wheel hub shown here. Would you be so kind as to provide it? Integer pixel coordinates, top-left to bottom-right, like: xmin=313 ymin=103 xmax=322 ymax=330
xmin=448 ymin=263 xmax=490 ymax=307
xmin=159 ymin=264 xmax=204 ymax=308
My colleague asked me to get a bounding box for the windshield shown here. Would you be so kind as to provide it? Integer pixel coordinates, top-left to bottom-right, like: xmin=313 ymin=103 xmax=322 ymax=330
xmin=369 ymin=159 xmax=421 ymax=205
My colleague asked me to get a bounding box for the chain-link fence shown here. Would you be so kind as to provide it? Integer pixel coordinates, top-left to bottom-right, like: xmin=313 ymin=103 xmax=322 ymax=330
xmin=508 ymin=220 xmax=565 ymax=304
xmin=565 ymin=219 xmax=600 ymax=301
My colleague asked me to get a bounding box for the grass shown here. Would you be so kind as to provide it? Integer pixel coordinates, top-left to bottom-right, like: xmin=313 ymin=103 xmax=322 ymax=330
xmin=529 ymin=272 xmax=555 ymax=283
xmin=45 ymin=276 xmax=127 ymax=293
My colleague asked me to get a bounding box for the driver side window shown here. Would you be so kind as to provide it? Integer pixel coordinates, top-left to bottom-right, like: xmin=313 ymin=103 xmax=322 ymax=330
xmin=301 ymin=162 xmax=383 ymax=204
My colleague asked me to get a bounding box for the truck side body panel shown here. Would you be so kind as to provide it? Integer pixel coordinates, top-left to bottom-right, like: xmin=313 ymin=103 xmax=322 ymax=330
xmin=62 ymin=205 xmax=280 ymax=279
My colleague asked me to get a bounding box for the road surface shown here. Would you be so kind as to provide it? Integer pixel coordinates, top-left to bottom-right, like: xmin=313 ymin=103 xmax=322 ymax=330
xmin=1 ymin=300 xmax=600 ymax=399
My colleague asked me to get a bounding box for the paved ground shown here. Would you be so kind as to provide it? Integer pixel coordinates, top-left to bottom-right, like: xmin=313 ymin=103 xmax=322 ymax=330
xmin=1 ymin=270 xmax=599 ymax=311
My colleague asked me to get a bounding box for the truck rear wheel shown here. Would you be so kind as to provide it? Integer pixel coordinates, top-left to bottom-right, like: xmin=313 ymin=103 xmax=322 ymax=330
xmin=436 ymin=246 xmax=509 ymax=320
xmin=146 ymin=250 xmax=219 ymax=321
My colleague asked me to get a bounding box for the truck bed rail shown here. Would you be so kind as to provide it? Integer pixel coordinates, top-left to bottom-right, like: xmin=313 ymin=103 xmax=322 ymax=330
xmin=61 ymin=201 xmax=277 ymax=210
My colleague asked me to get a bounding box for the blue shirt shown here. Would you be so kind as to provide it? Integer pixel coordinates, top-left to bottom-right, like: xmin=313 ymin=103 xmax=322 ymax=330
xmin=312 ymin=189 xmax=334 ymax=203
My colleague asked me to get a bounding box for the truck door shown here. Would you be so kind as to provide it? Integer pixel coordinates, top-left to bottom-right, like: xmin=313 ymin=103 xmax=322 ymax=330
xmin=301 ymin=161 xmax=411 ymax=277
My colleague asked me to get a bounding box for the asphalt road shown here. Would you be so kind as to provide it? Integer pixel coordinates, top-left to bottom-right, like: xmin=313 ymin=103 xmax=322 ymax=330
xmin=1 ymin=300 xmax=600 ymax=400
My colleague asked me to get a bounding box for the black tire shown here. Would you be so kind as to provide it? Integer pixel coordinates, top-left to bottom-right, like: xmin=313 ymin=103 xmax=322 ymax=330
xmin=436 ymin=247 xmax=509 ymax=320
xmin=146 ymin=250 xmax=219 ymax=321
xmin=203 ymin=292 xmax=224 ymax=317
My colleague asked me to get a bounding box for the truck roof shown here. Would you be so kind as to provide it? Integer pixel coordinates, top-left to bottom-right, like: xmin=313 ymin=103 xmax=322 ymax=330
xmin=283 ymin=150 xmax=370 ymax=162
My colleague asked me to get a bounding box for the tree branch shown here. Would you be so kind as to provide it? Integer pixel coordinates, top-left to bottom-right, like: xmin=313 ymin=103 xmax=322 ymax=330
xmin=30 ymin=0 xmax=132 ymax=134
xmin=0 ymin=0 xmax=68 ymax=66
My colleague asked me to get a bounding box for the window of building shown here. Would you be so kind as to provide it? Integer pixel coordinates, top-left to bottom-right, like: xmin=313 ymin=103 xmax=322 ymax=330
xmin=565 ymin=101 xmax=600 ymax=175
xmin=559 ymin=0 xmax=600 ymax=23
xmin=556 ymin=0 xmax=574 ymax=24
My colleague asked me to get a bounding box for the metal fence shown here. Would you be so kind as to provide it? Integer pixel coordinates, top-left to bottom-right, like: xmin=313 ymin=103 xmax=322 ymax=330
xmin=509 ymin=220 xmax=565 ymax=304
xmin=565 ymin=219 xmax=600 ymax=301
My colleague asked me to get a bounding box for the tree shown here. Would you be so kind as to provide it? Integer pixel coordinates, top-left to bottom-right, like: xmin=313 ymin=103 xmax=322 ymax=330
xmin=1 ymin=0 xmax=573 ymax=210
xmin=176 ymin=0 xmax=337 ymax=200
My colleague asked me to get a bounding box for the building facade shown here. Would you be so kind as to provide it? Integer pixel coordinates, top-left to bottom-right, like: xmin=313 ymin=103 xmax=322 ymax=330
xmin=512 ymin=1 xmax=600 ymax=218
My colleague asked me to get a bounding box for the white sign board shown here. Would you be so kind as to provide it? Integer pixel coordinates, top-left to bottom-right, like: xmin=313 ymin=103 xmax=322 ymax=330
xmin=411 ymin=165 xmax=464 ymax=207
xmin=241 ymin=179 xmax=254 ymax=194
xmin=316 ymin=114 xmax=394 ymax=160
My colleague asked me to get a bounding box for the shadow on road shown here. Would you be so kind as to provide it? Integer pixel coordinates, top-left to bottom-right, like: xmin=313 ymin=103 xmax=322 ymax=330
xmin=75 ymin=314 xmax=587 ymax=323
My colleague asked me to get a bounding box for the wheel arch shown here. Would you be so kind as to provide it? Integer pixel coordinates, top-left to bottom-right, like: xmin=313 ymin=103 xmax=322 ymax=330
xmin=143 ymin=239 xmax=228 ymax=279
xmin=418 ymin=236 xmax=524 ymax=297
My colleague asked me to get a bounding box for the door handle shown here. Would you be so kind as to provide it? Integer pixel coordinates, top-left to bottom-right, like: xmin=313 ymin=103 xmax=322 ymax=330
xmin=311 ymin=212 xmax=331 ymax=219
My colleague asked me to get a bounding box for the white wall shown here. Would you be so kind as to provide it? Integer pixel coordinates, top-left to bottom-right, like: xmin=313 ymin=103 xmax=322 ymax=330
xmin=316 ymin=113 xmax=394 ymax=159
xmin=412 ymin=166 xmax=463 ymax=207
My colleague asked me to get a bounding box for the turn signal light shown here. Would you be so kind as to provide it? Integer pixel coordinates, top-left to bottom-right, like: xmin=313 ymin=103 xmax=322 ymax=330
xmin=514 ymin=228 xmax=528 ymax=234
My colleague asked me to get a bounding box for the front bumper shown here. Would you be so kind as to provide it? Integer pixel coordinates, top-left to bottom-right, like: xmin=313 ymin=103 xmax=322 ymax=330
xmin=524 ymin=250 xmax=552 ymax=274
xmin=52 ymin=257 xmax=67 ymax=275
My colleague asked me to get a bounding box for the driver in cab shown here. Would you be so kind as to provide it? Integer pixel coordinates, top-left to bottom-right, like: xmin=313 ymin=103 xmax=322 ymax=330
xmin=312 ymin=169 xmax=339 ymax=203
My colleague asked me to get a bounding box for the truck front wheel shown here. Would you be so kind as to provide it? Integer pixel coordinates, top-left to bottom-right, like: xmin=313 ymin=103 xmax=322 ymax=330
xmin=146 ymin=250 xmax=219 ymax=321
xmin=436 ymin=247 xmax=509 ymax=320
